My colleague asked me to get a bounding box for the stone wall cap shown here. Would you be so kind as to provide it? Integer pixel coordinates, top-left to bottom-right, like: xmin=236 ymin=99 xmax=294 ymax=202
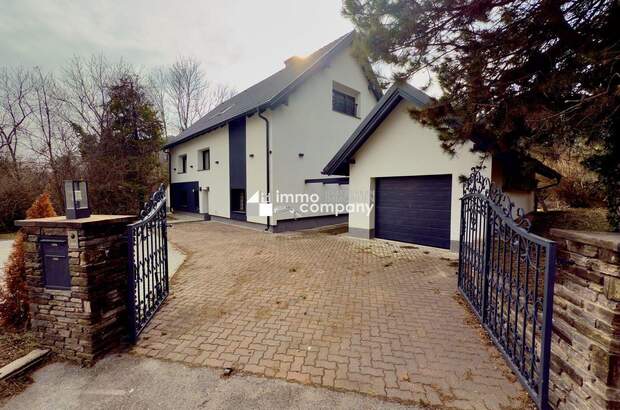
xmin=550 ymin=229 xmax=620 ymax=252
xmin=15 ymin=215 xmax=136 ymax=228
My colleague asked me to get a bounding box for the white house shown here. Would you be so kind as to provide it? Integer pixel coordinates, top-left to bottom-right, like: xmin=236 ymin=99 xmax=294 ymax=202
xmin=164 ymin=32 xmax=381 ymax=231
xmin=323 ymin=83 xmax=559 ymax=250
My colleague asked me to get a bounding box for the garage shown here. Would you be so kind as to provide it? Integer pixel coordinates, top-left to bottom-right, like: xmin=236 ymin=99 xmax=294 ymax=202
xmin=324 ymin=83 xmax=552 ymax=251
xmin=375 ymin=175 xmax=452 ymax=249
xmin=170 ymin=182 xmax=200 ymax=213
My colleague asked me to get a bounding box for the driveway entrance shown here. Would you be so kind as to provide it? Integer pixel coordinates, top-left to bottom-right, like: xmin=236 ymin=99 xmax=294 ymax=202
xmin=133 ymin=222 xmax=529 ymax=409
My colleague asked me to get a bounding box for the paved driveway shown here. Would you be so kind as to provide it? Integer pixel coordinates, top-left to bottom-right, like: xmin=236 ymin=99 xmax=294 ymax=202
xmin=6 ymin=354 xmax=420 ymax=410
xmin=134 ymin=222 xmax=528 ymax=409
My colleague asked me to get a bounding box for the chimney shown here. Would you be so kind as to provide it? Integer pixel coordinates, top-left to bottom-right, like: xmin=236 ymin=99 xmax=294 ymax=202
xmin=284 ymin=56 xmax=304 ymax=68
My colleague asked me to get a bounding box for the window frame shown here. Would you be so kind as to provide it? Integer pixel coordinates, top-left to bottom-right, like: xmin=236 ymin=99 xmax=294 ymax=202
xmin=199 ymin=148 xmax=210 ymax=171
xmin=332 ymin=89 xmax=358 ymax=117
xmin=178 ymin=154 xmax=187 ymax=174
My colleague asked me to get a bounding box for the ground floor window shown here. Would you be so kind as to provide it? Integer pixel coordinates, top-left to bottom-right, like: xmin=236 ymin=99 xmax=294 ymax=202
xmin=199 ymin=149 xmax=210 ymax=170
xmin=178 ymin=154 xmax=187 ymax=173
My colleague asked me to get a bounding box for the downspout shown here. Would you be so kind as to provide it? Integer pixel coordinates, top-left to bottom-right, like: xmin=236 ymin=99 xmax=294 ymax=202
xmin=258 ymin=110 xmax=271 ymax=231
xmin=165 ymin=148 xmax=172 ymax=212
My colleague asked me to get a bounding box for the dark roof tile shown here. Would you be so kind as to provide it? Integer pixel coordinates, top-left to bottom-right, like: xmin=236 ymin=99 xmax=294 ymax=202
xmin=165 ymin=32 xmax=369 ymax=148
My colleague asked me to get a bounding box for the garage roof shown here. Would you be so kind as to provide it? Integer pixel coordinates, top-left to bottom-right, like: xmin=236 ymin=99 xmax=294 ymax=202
xmin=322 ymin=83 xmax=561 ymax=184
xmin=164 ymin=31 xmax=382 ymax=149
xmin=322 ymin=82 xmax=430 ymax=176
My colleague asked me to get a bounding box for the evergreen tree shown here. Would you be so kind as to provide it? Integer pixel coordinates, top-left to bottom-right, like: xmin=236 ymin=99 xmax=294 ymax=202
xmin=344 ymin=0 xmax=620 ymax=228
xmin=78 ymin=76 xmax=165 ymax=214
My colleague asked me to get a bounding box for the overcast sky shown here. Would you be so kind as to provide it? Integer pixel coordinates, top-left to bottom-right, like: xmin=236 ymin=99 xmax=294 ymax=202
xmin=1 ymin=1 xmax=352 ymax=90
xmin=0 ymin=0 xmax=439 ymax=96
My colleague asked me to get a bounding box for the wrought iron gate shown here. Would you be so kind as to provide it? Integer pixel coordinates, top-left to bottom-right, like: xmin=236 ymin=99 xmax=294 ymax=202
xmin=458 ymin=169 xmax=556 ymax=410
xmin=127 ymin=184 xmax=169 ymax=342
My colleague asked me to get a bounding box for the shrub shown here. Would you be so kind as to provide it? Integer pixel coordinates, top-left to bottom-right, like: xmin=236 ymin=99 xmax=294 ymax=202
xmin=0 ymin=233 xmax=27 ymax=329
xmin=0 ymin=193 xmax=57 ymax=330
xmin=26 ymin=192 xmax=57 ymax=219
xmin=0 ymin=160 xmax=49 ymax=233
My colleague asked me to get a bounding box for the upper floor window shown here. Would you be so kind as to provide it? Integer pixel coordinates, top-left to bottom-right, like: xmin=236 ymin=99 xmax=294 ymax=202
xmin=178 ymin=154 xmax=187 ymax=173
xmin=199 ymin=148 xmax=210 ymax=171
xmin=332 ymin=82 xmax=360 ymax=117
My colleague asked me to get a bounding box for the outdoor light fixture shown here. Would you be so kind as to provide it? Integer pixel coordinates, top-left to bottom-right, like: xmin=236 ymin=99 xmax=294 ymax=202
xmin=64 ymin=180 xmax=91 ymax=219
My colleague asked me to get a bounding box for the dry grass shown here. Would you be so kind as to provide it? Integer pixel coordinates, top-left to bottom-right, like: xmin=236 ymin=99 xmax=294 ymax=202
xmin=0 ymin=330 xmax=42 ymax=405
xmin=531 ymin=208 xmax=611 ymax=238
xmin=539 ymin=153 xmax=605 ymax=209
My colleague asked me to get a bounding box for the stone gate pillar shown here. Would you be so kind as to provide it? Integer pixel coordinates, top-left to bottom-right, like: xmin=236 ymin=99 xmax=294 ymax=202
xmin=549 ymin=229 xmax=620 ymax=409
xmin=15 ymin=215 xmax=135 ymax=365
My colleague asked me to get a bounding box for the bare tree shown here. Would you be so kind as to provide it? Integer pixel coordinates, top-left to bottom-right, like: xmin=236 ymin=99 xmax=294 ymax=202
xmin=146 ymin=67 xmax=170 ymax=138
xmin=166 ymin=57 xmax=236 ymax=133
xmin=0 ymin=67 xmax=33 ymax=178
xmin=60 ymin=55 xmax=133 ymax=139
xmin=29 ymin=67 xmax=79 ymax=201
xmin=205 ymin=83 xmax=236 ymax=114
xmin=167 ymin=57 xmax=208 ymax=131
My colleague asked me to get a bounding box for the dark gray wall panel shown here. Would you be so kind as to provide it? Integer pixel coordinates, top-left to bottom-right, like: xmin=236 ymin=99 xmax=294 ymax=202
xmin=229 ymin=117 xmax=247 ymax=190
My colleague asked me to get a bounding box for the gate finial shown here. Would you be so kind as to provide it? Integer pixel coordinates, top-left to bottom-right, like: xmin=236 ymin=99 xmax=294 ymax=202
xmin=463 ymin=168 xmax=532 ymax=232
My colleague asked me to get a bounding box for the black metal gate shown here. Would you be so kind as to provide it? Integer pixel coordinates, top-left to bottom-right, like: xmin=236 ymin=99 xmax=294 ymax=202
xmin=458 ymin=169 xmax=556 ymax=410
xmin=127 ymin=184 xmax=169 ymax=342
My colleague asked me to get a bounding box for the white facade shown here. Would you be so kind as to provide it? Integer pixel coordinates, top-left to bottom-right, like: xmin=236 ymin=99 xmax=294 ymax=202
xmin=269 ymin=49 xmax=377 ymax=222
xmin=170 ymin=124 xmax=230 ymax=217
xmin=169 ymin=45 xmax=377 ymax=227
xmin=345 ymin=98 xmax=537 ymax=249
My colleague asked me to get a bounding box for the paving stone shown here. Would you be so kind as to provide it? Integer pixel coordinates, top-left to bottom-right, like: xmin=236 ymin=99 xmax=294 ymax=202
xmin=134 ymin=222 xmax=530 ymax=408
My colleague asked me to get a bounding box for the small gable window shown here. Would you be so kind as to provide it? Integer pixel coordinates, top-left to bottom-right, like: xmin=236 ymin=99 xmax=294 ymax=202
xmin=178 ymin=154 xmax=187 ymax=174
xmin=332 ymin=90 xmax=357 ymax=116
xmin=332 ymin=82 xmax=359 ymax=117
xmin=199 ymin=149 xmax=210 ymax=171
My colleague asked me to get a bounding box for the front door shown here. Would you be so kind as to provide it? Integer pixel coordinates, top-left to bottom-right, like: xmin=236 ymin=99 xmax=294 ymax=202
xmin=171 ymin=182 xmax=200 ymax=213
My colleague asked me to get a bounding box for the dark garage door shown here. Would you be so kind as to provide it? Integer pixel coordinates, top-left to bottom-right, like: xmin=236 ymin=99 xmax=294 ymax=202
xmin=171 ymin=182 xmax=200 ymax=213
xmin=375 ymin=175 xmax=451 ymax=249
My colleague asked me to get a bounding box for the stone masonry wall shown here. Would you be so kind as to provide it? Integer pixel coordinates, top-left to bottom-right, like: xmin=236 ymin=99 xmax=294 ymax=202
xmin=548 ymin=229 xmax=620 ymax=409
xmin=22 ymin=220 xmax=130 ymax=365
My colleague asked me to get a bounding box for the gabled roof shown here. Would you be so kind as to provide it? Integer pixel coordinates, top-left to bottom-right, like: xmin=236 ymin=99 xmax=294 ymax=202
xmin=164 ymin=31 xmax=382 ymax=149
xmin=322 ymin=82 xmax=561 ymax=185
xmin=322 ymin=82 xmax=431 ymax=176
